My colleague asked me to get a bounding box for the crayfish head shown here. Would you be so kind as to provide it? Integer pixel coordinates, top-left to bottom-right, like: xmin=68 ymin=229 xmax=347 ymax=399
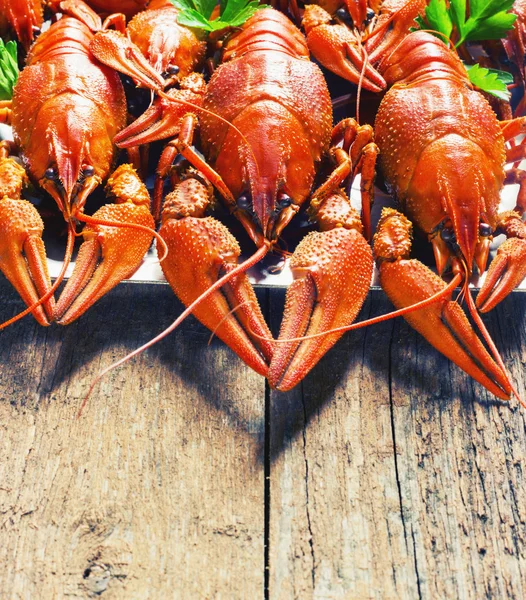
xmin=405 ymin=136 xmax=502 ymax=277
xmin=430 ymin=218 xmax=494 ymax=279
xmin=34 ymin=94 xmax=116 ymax=221
xmin=214 ymin=101 xmax=316 ymax=245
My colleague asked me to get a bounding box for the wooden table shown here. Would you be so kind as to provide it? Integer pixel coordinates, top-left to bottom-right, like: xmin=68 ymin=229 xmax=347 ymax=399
xmin=0 ymin=278 xmax=525 ymax=599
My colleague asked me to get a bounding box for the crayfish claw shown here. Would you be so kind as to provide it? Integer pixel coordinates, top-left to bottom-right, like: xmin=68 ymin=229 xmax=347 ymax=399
xmin=302 ymin=5 xmax=386 ymax=92
xmin=375 ymin=209 xmax=512 ymax=400
xmin=55 ymin=164 xmax=155 ymax=325
xmin=0 ymin=154 xmax=54 ymax=325
xmin=0 ymin=197 xmax=55 ymax=326
xmin=268 ymin=225 xmax=373 ymax=392
xmin=90 ymin=29 xmax=166 ymax=91
xmin=477 ymin=237 xmax=526 ymax=313
xmin=159 ymin=178 xmax=274 ymax=376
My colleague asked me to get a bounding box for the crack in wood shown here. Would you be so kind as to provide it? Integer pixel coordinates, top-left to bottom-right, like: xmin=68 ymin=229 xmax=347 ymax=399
xmin=264 ymin=378 xmax=271 ymax=600
xmin=301 ymin=384 xmax=316 ymax=590
xmin=411 ymin=525 xmax=423 ymax=600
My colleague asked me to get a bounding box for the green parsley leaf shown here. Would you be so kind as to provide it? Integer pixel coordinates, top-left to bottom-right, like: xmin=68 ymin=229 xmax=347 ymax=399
xmin=172 ymin=0 xmax=267 ymax=33
xmin=460 ymin=11 xmax=517 ymax=43
xmin=413 ymin=0 xmax=517 ymax=47
xmin=221 ymin=0 xmax=261 ymax=27
xmin=172 ymin=0 xmax=217 ymax=19
xmin=465 ymin=63 xmax=512 ymax=101
xmin=0 ymin=39 xmax=18 ymax=101
xmin=449 ymin=0 xmax=466 ymax=36
xmin=423 ymin=0 xmax=453 ymax=40
xmin=454 ymin=0 xmax=517 ymax=45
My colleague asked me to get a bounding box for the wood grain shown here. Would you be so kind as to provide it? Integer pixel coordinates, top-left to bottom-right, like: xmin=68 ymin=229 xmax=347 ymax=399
xmin=268 ymin=291 xmax=526 ymax=600
xmin=1 ymin=279 xmax=525 ymax=599
xmin=0 ymin=280 xmax=265 ymax=599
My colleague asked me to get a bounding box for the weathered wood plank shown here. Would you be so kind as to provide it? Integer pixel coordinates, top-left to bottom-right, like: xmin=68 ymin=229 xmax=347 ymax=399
xmin=390 ymin=292 xmax=526 ymax=600
xmin=0 ymin=280 xmax=266 ymax=599
xmin=268 ymin=290 xmax=526 ymax=600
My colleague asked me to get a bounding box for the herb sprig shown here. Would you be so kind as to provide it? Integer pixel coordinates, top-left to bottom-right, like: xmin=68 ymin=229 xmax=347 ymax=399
xmin=415 ymin=0 xmax=517 ymax=46
xmin=171 ymin=0 xmax=267 ymax=32
xmin=0 ymin=39 xmax=19 ymax=101
xmin=414 ymin=0 xmax=517 ymax=101
xmin=465 ymin=63 xmax=514 ymax=101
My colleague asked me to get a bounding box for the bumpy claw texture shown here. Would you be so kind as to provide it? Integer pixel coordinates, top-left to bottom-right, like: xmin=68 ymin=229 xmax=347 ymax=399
xmin=374 ymin=209 xmax=512 ymax=400
xmin=54 ymin=164 xmax=155 ymax=325
xmin=0 ymin=156 xmax=54 ymax=325
xmin=315 ymin=190 xmax=363 ymax=233
xmin=0 ymin=154 xmax=27 ymax=199
xmin=159 ymin=179 xmax=274 ymax=377
xmin=269 ymin=225 xmax=373 ymax=391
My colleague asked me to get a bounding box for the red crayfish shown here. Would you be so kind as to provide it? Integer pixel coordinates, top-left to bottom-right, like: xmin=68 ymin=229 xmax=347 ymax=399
xmin=0 ymin=0 xmax=169 ymax=326
xmin=0 ymin=0 xmax=525 ymax=404
xmin=111 ymin=7 xmax=378 ymax=390
xmin=311 ymin=0 xmax=526 ymax=400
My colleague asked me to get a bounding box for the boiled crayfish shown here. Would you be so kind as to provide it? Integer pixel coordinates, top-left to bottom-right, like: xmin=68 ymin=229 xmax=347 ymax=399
xmin=111 ymin=7 xmax=378 ymax=390
xmin=328 ymin=1 xmax=526 ymax=399
xmin=0 ymin=0 xmax=524 ymax=402
xmin=0 ymin=0 xmax=167 ymax=325
xmin=103 ymin=4 xmax=524 ymax=399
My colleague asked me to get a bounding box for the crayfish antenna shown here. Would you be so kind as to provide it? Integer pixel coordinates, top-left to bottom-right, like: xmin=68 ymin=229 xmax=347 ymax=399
xmin=250 ymin=273 xmax=463 ymax=345
xmin=0 ymin=225 xmax=75 ymax=330
xmin=75 ymin=214 xmax=168 ymax=262
xmin=77 ymin=244 xmax=270 ymax=417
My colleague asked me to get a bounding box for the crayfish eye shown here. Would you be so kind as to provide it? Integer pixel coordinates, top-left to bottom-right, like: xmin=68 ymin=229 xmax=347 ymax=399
xmin=335 ymin=8 xmax=353 ymax=26
xmin=44 ymin=167 xmax=57 ymax=180
xmin=237 ymin=193 xmax=251 ymax=210
xmin=440 ymin=227 xmax=456 ymax=243
xmin=479 ymin=223 xmax=492 ymax=237
xmin=277 ymin=192 xmax=292 ymax=209
xmin=167 ymin=65 xmax=179 ymax=75
xmin=83 ymin=165 xmax=95 ymax=177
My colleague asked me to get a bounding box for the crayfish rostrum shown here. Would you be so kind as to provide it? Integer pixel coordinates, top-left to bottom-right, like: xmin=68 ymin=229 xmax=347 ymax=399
xmin=0 ymin=0 xmax=525 ymax=402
